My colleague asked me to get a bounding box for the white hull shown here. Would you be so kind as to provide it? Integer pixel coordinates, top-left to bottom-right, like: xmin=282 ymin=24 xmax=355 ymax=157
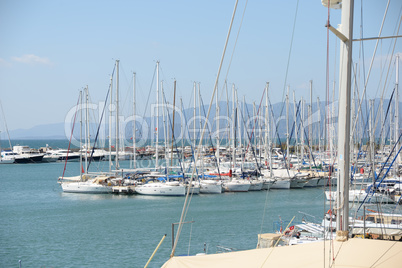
xmin=223 ymin=180 xmax=250 ymax=192
xmin=249 ymin=180 xmax=263 ymax=191
xmin=0 ymin=159 xmax=14 ymax=164
xmin=325 ymin=190 xmax=395 ymax=204
xmin=135 ymin=182 xmax=186 ymax=196
xmin=199 ymin=180 xmax=223 ymax=194
xmin=271 ymin=179 xmax=290 ymax=189
xmin=290 ymin=178 xmax=308 ymax=189
xmin=186 ymin=185 xmax=200 ymax=195
xmin=262 ymin=179 xmax=275 ymax=190
xmin=304 ymin=177 xmax=321 ymax=187
xmin=61 ymin=182 xmax=112 ymax=194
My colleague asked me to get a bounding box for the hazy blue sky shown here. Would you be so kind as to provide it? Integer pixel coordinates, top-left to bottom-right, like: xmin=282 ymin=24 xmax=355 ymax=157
xmin=0 ymin=0 xmax=401 ymax=131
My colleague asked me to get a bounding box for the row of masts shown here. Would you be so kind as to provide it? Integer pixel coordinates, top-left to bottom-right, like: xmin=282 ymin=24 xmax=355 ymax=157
xmin=77 ymin=55 xmax=399 ymax=181
xmin=78 ymin=60 xmax=399 ymax=173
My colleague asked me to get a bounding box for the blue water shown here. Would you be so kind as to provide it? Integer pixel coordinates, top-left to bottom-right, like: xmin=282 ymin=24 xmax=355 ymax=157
xmin=0 ymin=140 xmax=337 ymax=267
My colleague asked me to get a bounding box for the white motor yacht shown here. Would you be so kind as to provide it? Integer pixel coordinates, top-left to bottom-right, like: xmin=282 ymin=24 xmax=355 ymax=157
xmin=43 ymin=149 xmax=81 ymax=162
xmin=13 ymin=145 xmax=44 ymax=163
xmin=0 ymin=151 xmax=16 ymax=164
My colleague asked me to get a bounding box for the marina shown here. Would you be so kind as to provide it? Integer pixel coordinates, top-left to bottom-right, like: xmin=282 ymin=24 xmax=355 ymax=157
xmin=0 ymin=153 xmax=340 ymax=267
xmin=1 ymin=0 xmax=402 ymax=267
xmin=0 ymin=139 xmax=401 ymax=267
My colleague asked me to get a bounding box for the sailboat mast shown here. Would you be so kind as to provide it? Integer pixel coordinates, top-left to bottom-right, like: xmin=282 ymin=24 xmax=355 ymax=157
xmin=109 ymin=75 xmax=113 ymax=172
xmin=162 ymin=81 xmax=167 ymax=171
xmin=395 ymin=54 xmax=400 ymax=169
xmin=216 ymin=81 xmax=220 ymax=162
xmin=265 ymin=82 xmax=269 ymax=168
xmin=193 ymin=82 xmax=196 ymax=146
xmin=309 ymin=81 xmax=313 ymax=171
xmin=156 ymin=61 xmax=160 ymax=169
xmin=115 ymin=60 xmax=120 ymax=169
xmin=286 ymin=86 xmax=290 ymax=167
xmin=80 ymin=90 xmax=83 ymax=180
xmin=301 ymin=97 xmax=305 ymax=161
xmin=293 ymin=91 xmax=299 ymax=167
xmin=232 ymin=84 xmax=236 ymax=167
xmin=133 ymin=72 xmax=136 ymax=169
xmin=198 ymin=84 xmax=202 ymax=150
xmin=317 ymin=97 xmax=321 ymax=158
xmin=335 ymin=0 xmax=354 ymax=241
xmin=85 ymin=85 xmax=89 ymax=172
xmin=170 ymin=80 xmax=177 ymax=167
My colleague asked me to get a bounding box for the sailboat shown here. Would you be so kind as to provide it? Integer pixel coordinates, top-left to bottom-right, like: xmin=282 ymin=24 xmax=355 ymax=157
xmin=60 ymin=61 xmax=121 ymax=194
xmin=162 ymin=0 xmax=402 ymax=267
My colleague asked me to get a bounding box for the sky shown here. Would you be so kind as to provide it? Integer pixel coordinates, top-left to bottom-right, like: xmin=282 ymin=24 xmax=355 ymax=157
xmin=0 ymin=0 xmax=401 ymax=132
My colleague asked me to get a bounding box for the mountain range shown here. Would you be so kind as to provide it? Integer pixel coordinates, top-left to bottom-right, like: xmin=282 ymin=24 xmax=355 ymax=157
xmin=2 ymin=99 xmax=400 ymax=141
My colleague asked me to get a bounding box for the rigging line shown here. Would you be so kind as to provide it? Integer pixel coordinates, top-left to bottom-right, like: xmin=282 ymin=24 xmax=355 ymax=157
xmin=324 ymin=1 xmax=335 ymax=257
xmin=199 ymin=94 xmax=223 ymax=179
xmin=60 ymin=93 xmax=81 ymax=181
xmin=161 ymin=87 xmax=184 ymax=174
xmin=370 ymin=242 xmax=399 ymax=267
xmin=258 ymin=182 xmax=271 ymax=247
xmin=280 ymin=0 xmax=299 ymax=103
xmin=186 ymin=83 xmax=195 ymax=113
xmin=118 ymin=64 xmax=131 ymax=113
xmin=359 ymin=0 xmax=369 ymax=129
xmin=171 ymin=0 xmax=239 ymax=258
xmin=273 ymin=0 xmax=300 ymax=142
xmin=241 ymin=89 xmax=266 ymax=172
xmin=243 ymin=87 xmax=266 ymax=162
xmin=358 ymin=131 xmax=402 ymax=211
xmin=86 ymin=64 xmax=116 ymax=170
xmin=180 ymin=99 xmax=200 ymax=176
xmin=325 ymin=0 xmax=331 ymax=159
xmin=376 ymin=89 xmax=395 ymax=150
xmin=139 ymin=64 xmax=157 ymax=138
xmin=221 ymin=0 xmax=248 ymax=86
xmin=351 ymin=0 xmax=391 ymax=139
xmin=0 ymin=99 xmax=12 ymax=149
xmin=268 ymin=98 xmax=284 ymax=153
xmin=374 ymin=10 xmax=402 ymax=106
xmin=87 ymin=86 xmax=111 ymax=170
xmin=240 ymin=98 xmax=263 ymax=172
xmin=299 ymin=109 xmax=319 ymax=169
xmin=372 ymin=128 xmax=402 ymax=189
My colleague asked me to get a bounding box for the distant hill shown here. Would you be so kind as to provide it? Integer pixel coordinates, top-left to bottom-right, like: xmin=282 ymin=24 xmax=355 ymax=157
xmin=6 ymin=123 xmax=66 ymax=140
xmin=2 ymin=99 xmax=400 ymax=142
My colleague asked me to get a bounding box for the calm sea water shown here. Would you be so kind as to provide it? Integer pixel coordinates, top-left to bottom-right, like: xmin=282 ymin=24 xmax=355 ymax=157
xmin=0 ymin=140 xmax=338 ymax=267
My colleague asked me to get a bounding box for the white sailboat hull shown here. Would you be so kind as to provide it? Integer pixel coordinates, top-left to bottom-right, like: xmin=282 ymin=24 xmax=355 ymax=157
xmin=61 ymin=182 xmax=112 ymax=194
xmin=135 ymin=183 xmax=186 ymax=196
xmin=199 ymin=180 xmax=223 ymax=194
xmin=262 ymin=179 xmax=275 ymax=190
xmin=249 ymin=180 xmax=263 ymax=191
xmin=290 ymin=178 xmax=308 ymax=189
xmin=223 ymin=181 xmax=250 ymax=192
xmin=325 ymin=189 xmax=395 ymax=204
xmin=270 ymin=179 xmax=290 ymax=189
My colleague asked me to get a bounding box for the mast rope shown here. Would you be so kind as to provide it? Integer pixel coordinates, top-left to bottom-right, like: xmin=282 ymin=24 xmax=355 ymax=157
xmin=351 ymin=0 xmax=391 ymax=139
xmin=86 ymin=64 xmax=116 ymax=170
xmin=60 ymin=92 xmax=81 ymax=181
xmin=170 ymin=0 xmax=239 ymax=258
xmin=0 ymin=99 xmax=12 ymax=149
xmin=324 ymin=0 xmax=334 ymax=262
